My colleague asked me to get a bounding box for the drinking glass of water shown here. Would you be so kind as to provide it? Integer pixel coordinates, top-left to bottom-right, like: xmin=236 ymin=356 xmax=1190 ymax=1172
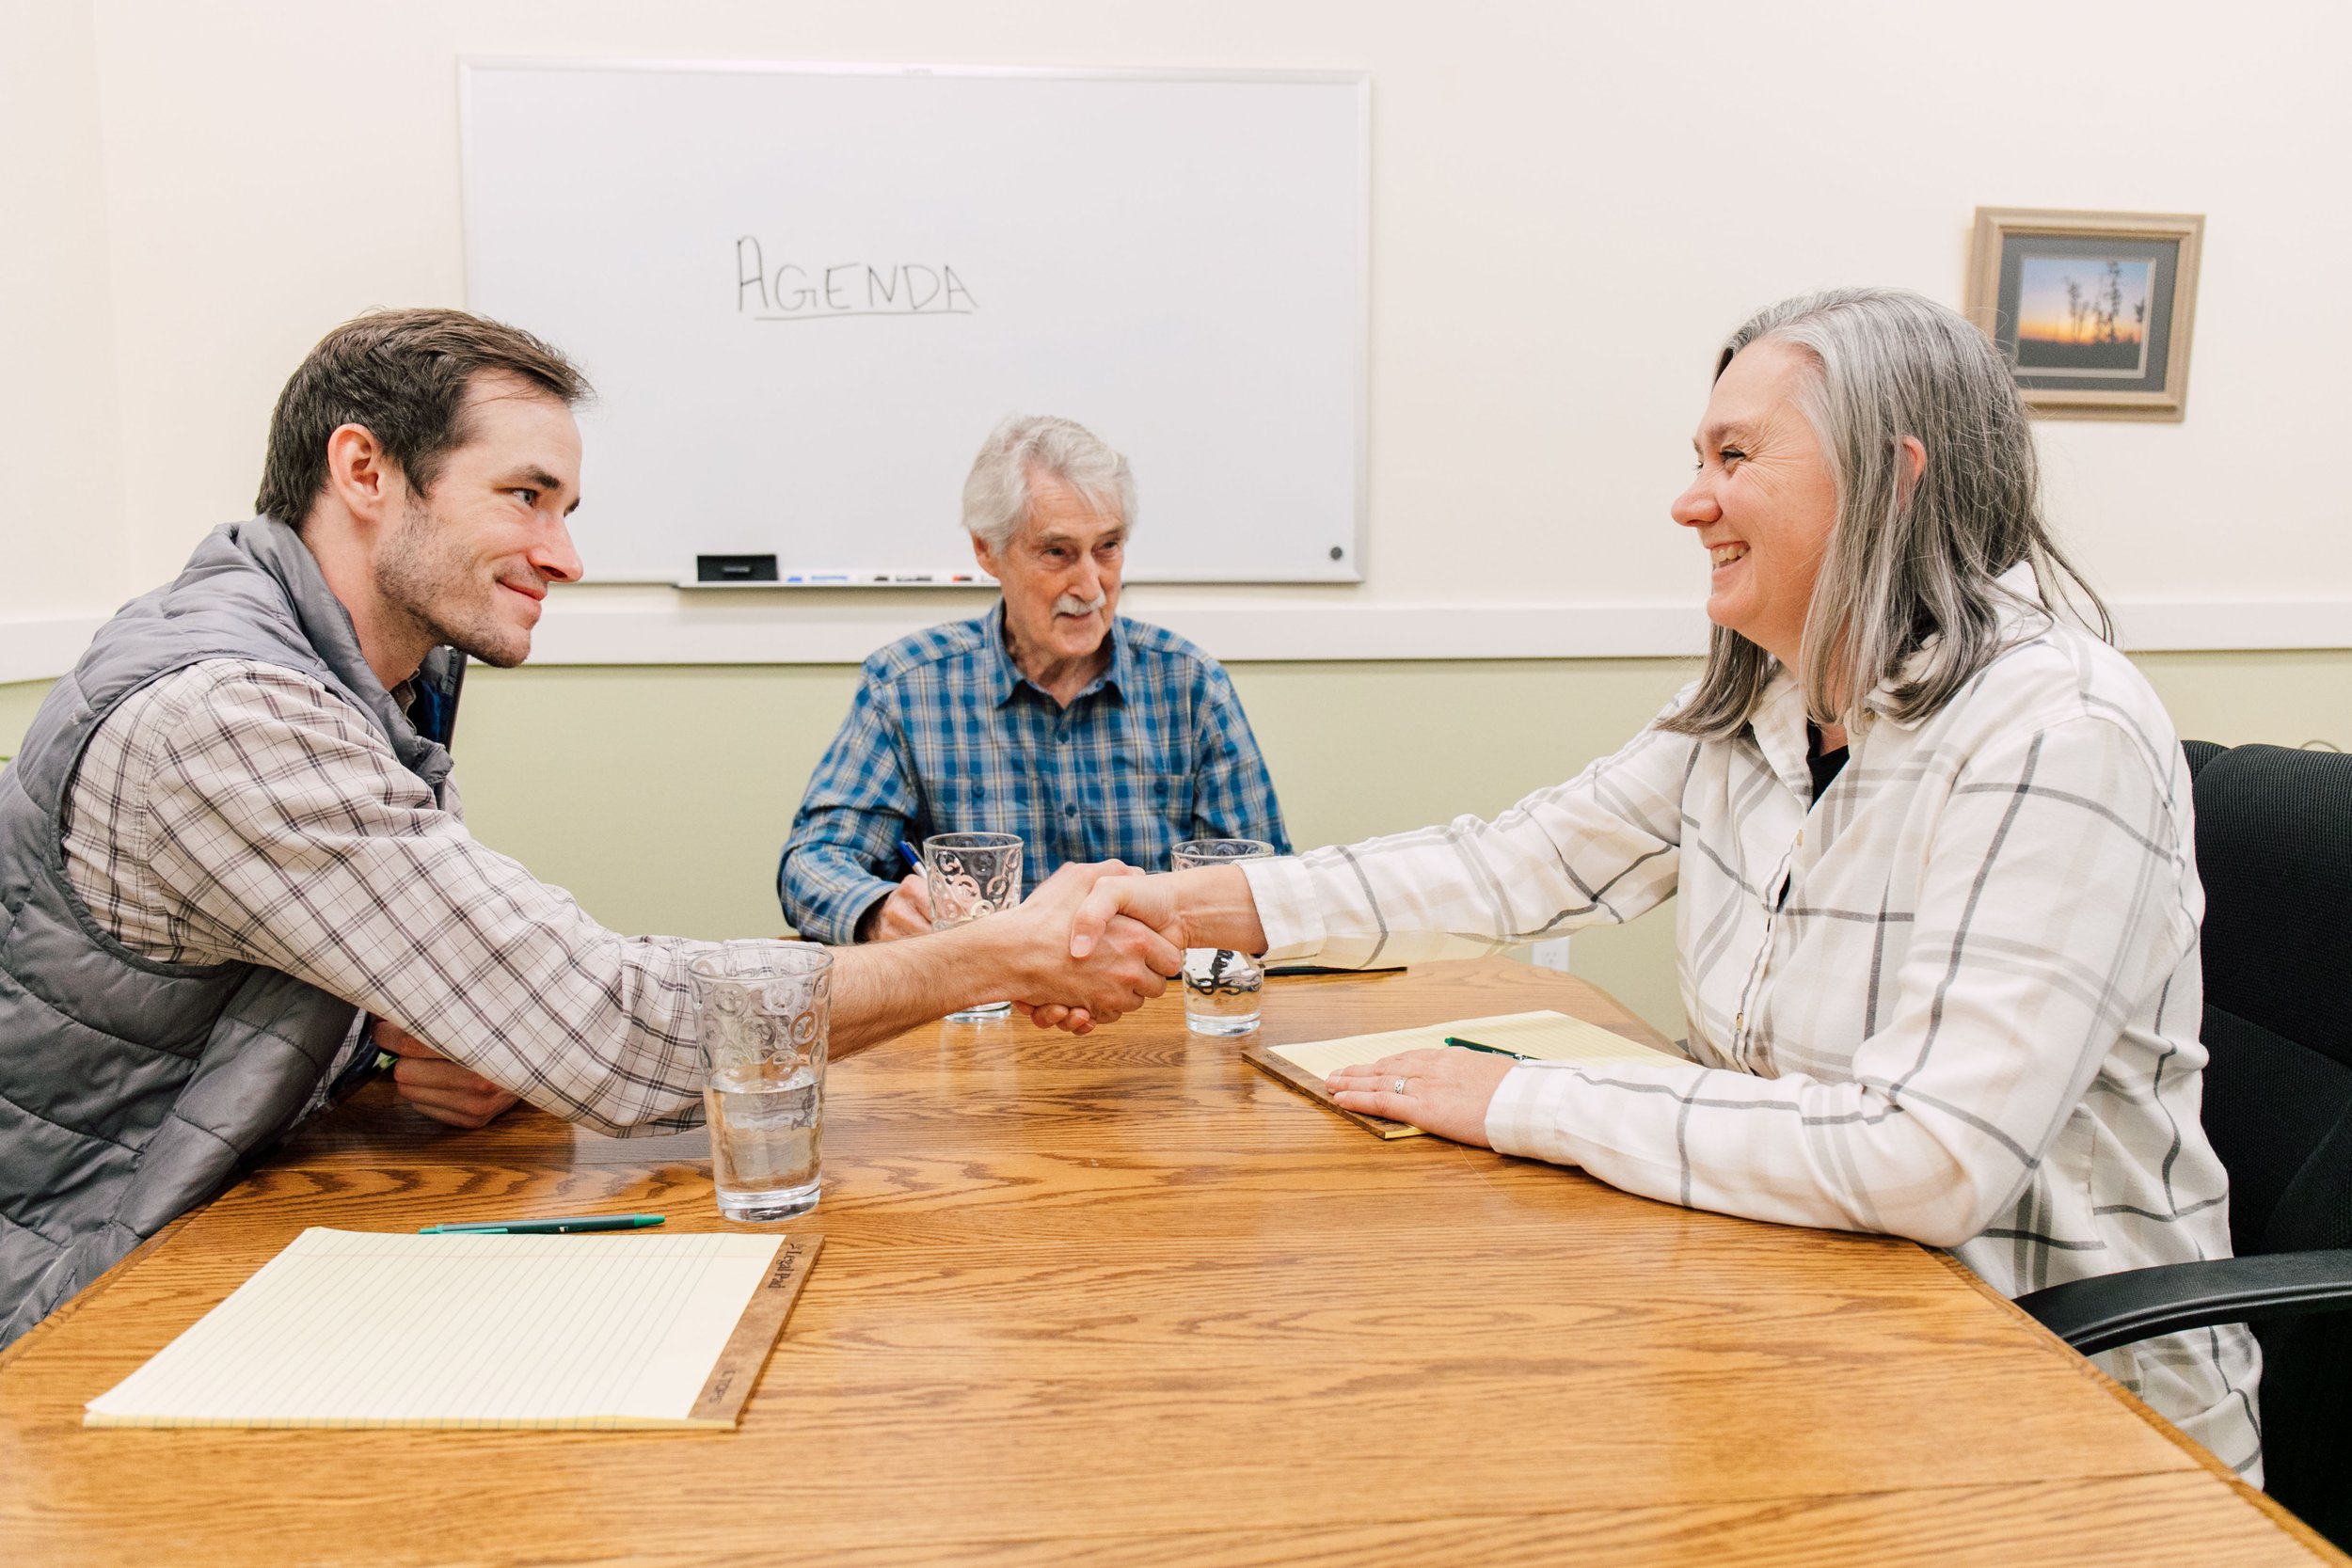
xmin=923 ymin=832 xmax=1024 ymax=1022
xmin=1173 ymin=838 xmax=1276 ymax=1035
xmin=690 ymin=941 xmax=831 ymax=1222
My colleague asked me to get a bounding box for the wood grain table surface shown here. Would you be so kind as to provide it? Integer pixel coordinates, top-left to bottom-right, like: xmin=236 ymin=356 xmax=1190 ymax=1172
xmin=0 ymin=958 xmax=2335 ymax=1567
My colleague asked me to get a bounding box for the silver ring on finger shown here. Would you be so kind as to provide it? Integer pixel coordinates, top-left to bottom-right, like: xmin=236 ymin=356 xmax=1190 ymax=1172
xmin=1392 ymin=1076 xmax=1408 ymax=1095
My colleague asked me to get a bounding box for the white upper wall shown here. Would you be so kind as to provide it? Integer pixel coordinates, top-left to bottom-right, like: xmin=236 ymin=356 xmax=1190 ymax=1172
xmin=8 ymin=0 xmax=2347 ymax=673
xmin=0 ymin=0 xmax=128 ymax=648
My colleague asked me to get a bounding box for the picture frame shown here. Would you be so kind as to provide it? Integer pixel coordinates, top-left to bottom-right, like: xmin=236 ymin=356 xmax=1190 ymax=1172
xmin=1965 ymin=207 xmax=2204 ymax=420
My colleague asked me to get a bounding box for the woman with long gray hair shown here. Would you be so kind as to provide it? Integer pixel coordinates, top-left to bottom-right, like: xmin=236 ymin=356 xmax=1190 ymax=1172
xmin=1063 ymin=287 xmax=2261 ymax=1478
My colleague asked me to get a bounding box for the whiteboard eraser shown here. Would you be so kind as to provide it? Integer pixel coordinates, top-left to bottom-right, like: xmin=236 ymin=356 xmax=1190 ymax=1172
xmin=696 ymin=554 xmax=779 ymax=583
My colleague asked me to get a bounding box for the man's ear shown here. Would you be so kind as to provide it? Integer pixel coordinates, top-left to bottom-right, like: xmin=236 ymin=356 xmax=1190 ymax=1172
xmin=971 ymin=531 xmax=1000 ymax=579
xmin=321 ymin=422 xmax=404 ymax=529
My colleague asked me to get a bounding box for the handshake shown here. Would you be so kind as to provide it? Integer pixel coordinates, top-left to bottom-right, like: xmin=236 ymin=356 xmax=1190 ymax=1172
xmin=931 ymin=860 xmax=1259 ymax=1035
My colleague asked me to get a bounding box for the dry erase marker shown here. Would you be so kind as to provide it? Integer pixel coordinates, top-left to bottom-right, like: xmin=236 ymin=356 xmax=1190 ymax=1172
xmin=421 ymin=1214 xmax=666 ymax=1235
xmin=898 ymin=840 xmax=923 ymax=874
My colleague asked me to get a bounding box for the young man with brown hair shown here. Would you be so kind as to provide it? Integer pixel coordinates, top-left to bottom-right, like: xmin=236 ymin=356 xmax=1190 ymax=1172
xmin=0 ymin=309 xmax=1176 ymax=1345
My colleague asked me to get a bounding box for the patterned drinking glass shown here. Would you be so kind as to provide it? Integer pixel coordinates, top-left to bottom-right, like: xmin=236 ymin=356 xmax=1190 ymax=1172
xmin=923 ymin=832 xmax=1024 ymax=1022
xmin=1172 ymin=838 xmax=1276 ymax=1036
xmin=689 ymin=941 xmax=831 ymax=1222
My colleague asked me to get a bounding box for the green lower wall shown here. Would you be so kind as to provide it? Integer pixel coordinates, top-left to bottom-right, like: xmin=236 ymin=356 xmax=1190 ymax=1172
xmin=5 ymin=647 xmax=2346 ymax=1037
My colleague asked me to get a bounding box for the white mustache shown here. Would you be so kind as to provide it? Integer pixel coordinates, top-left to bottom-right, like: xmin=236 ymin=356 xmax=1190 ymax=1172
xmin=1053 ymin=592 xmax=1107 ymax=617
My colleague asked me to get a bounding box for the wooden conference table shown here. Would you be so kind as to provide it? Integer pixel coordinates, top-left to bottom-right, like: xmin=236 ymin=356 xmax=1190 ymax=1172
xmin=0 ymin=959 xmax=2335 ymax=1566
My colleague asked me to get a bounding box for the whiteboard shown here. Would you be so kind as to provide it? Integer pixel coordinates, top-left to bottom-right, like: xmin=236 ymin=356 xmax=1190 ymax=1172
xmin=460 ymin=61 xmax=1368 ymax=585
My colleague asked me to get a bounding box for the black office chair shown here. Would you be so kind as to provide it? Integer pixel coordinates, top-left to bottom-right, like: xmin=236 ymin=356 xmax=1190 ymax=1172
xmin=2017 ymin=741 xmax=2352 ymax=1546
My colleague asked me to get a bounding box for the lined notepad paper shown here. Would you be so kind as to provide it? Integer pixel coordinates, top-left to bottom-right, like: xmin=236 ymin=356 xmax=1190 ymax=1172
xmin=1271 ymin=1009 xmax=1674 ymax=1081
xmin=86 ymin=1227 xmax=808 ymax=1430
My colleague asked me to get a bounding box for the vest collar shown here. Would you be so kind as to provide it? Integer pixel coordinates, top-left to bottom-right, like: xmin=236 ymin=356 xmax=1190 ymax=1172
xmin=229 ymin=516 xmax=453 ymax=795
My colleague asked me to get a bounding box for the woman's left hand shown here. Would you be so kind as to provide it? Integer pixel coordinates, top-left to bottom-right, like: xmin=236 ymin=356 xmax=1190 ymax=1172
xmin=1326 ymin=1047 xmax=1515 ymax=1145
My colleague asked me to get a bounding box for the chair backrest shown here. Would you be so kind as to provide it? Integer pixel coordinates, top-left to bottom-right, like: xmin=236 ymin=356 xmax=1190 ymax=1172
xmin=2186 ymin=741 xmax=2352 ymax=1537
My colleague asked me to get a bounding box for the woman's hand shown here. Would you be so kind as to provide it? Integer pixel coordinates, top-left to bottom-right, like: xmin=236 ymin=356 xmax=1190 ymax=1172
xmin=1325 ymin=1047 xmax=1515 ymax=1145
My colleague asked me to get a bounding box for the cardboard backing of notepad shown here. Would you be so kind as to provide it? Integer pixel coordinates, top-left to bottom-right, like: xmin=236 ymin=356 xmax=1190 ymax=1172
xmin=1244 ymin=1038 xmax=1423 ymax=1138
xmin=689 ymin=1233 xmax=824 ymax=1424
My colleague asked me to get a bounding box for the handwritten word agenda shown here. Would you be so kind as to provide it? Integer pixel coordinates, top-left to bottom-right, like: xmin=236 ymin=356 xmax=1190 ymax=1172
xmin=737 ymin=236 xmax=977 ymax=321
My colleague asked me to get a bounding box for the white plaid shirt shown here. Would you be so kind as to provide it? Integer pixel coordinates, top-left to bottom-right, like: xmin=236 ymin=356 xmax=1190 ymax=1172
xmin=1243 ymin=615 xmax=2263 ymax=1478
xmin=61 ymin=660 xmax=707 ymax=1136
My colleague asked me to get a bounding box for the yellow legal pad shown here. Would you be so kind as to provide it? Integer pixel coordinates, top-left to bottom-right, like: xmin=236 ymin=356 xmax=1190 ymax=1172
xmin=84 ymin=1227 xmax=820 ymax=1430
xmin=1251 ymin=1009 xmax=1678 ymax=1138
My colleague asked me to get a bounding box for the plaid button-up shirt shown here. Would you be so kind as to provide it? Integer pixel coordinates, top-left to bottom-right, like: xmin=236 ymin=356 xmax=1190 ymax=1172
xmin=1243 ymin=612 xmax=2263 ymax=1480
xmin=61 ymin=660 xmax=708 ymax=1137
xmin=779 ymin=605 xmax=1289 ymax=943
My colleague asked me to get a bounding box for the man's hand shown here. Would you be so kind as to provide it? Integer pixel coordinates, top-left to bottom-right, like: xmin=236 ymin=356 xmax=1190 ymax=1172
xmin=375 ymin=1019 xmax=522 ymax=1131
xmin=1067 ymin=869 xmax=1184 ymax=958
xmin=993 ymin=863 xmax=1183 ymax=1032
xmin=856 ymin=875 xmax=932 ymax=943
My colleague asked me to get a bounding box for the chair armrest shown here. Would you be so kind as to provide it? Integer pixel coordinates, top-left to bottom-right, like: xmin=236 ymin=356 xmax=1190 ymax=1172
xmin=2015 ymin=1249 xmax=2352 ymax=1355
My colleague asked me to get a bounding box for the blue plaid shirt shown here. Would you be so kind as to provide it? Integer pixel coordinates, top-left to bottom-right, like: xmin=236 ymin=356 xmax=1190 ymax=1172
xmin=778 ymin=605 xmax=1290 ymax=942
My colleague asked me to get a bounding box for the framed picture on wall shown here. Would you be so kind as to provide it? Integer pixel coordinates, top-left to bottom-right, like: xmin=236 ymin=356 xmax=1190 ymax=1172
xmin=1965 ymin=208 xmax=2204 ymax=420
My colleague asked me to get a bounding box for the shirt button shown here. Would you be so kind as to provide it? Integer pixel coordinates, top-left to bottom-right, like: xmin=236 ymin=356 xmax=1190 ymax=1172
xmin=1735 ymin=1012 xmax=1745 ymax=1032
xmin=1063 ymin=804 xmax=1078 ymax=817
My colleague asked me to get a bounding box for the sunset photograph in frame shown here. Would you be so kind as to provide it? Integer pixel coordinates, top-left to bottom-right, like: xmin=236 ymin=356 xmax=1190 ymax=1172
xmin=1966 ymin=208 xmax=2204 ymax=420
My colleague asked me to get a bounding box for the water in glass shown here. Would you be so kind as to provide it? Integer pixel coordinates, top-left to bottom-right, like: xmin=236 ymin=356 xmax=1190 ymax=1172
xmin=690 ymin=942 xmax=830 ymax=1221
xmin=1183 ymin=945 xmax=1264 ymax=1036
xmin=706 ymin=1065 xmax=821 ymax=1220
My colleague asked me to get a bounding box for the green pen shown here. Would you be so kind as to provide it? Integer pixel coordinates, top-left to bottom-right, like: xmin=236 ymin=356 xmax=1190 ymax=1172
xmin=420 ymin=1214 xmax=667 ymax=1235
xmin=1443 ymin=1035 xmax=1537 ymax=1061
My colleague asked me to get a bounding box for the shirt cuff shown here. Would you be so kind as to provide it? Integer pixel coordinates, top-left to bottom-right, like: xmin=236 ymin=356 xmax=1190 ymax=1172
xmin=1484 ymin=1063 xmax=1587 ymax=1166
xmin=1238 ymin=855 xmax=1326 ymax=961
xmin=789 ymin=871 xmax=897 ymax=945
xmin=846 ymin=883 xmax=896 ymax=942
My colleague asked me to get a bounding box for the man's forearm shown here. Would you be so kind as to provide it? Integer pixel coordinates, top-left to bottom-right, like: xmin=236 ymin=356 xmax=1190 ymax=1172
xmin=828 ymin=864 xmax=1184 ymax=1048
xmin=827 ymin=922 xmax=1018 ymax=1053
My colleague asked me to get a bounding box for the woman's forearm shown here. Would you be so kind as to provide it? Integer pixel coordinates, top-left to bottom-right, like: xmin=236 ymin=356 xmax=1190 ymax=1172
xmin=1172 ymin=864 xmax=1268 ymax=954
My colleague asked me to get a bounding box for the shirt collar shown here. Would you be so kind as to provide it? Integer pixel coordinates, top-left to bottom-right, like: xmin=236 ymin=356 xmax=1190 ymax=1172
xmin=985 ymin=599 xmax=1130 ymax=709
xmin=1747 ymin=665 xmax=1816 ymax=800
xmin=1753 ymin=562 xmax=2058 ymax=774
xmin=1858 ymin=562 xmax=2054 ymax=729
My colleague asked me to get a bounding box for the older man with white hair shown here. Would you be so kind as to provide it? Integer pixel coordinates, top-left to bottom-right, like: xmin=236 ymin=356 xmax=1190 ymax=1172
xmin=779 ymin=415 xmax=1289 ymax=944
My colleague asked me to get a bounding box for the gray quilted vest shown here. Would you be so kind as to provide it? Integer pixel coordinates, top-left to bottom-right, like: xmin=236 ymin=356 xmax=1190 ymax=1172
xmin=0 ymin=516 xmax=453 ymax=1345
